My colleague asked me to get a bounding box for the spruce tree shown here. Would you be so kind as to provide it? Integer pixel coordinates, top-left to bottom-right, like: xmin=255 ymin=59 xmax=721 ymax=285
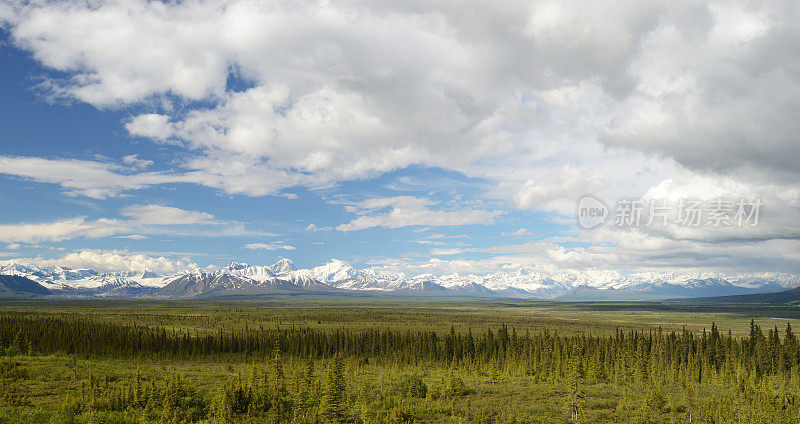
xmin=320 ymin=353 xmax=346 ymax=423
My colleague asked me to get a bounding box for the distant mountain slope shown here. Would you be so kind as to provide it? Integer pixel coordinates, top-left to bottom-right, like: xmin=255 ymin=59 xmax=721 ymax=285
xmin=156 ymin=272 xmax=313 ymax=298
xmin=0 ymin=263 xmax=165 ymax=297
xmin=0 ymin=275 xmax=51 ymax=297
xmin=1 ymin=258 xmax=797 ymax=300
xmin=559 ymin=279 xmax=784 ymax=301
xmin=686 ymin=286 xmax=800 ymax=304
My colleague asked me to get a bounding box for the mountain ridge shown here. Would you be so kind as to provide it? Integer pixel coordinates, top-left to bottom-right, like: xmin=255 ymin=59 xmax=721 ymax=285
xmin=678 ymin=286 xmax=800 ymax=305
xmin=1 ymin=259 xmax=797 ymax=300
xmin=0 ymin=274 xmax=51 ymax=297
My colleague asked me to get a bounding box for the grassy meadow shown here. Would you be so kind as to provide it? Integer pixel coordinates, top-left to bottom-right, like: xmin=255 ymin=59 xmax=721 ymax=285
xmin=1 ymin=298 xmax=799 ymax=423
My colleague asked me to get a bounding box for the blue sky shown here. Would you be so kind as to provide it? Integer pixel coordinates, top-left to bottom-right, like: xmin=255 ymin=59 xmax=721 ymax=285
xmin=0 ymin=34 xmax=565 ymax=270
xmin=0 ymin=0 xmax=798 ymax=276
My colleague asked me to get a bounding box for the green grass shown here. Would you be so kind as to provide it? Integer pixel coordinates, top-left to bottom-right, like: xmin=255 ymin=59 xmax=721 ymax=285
xmin=1 ymin=298 xmax=799 ymax=423
xmin=0 ymin=354 xmax=652 ymax=423
xmin=1 ymin=298 xmax=797 ymax=336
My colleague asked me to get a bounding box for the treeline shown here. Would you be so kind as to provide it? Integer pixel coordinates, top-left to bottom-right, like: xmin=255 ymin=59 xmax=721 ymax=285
xmin=52 ymin=348 xmax=477 ymax=424
xmin=4 ymin=314 xmax=800 ymax=422
xmin=1 ymin=314 xmax=799 ymax=378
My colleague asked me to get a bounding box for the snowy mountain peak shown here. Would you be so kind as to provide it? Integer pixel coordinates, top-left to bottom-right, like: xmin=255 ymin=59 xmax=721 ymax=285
xmin=224 ymin=262 xmax=249 ymax=271
xmin=2 ymin=258 xmax=799 ymax=300
xmin=309 ymin=259 xmax=359 ymax=283
xmin=139 ymin=270 xmax=160 ymax=279
xmin=270 ymin=258 xmax=295 ymax=274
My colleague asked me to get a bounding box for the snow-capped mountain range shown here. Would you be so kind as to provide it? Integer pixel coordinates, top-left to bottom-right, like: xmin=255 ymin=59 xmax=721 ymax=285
xmin=1 ymin=259 xmax=798 ymax=300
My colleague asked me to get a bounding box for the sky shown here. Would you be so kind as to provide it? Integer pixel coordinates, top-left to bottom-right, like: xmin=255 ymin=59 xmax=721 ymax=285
xmin=0 ymin=0 xmax=798 ymax=276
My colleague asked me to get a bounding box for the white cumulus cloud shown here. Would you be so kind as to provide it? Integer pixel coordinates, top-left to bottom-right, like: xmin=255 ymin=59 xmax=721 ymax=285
xmin=120 ymin=204 xmax=216 ymax=226
xmin=336 ymin=196 xmax=501 ymax=231
xmin=244 ymin=242 xmax=296 ymax=251
xmin=1 ymin=250 xmax=197 ymax=274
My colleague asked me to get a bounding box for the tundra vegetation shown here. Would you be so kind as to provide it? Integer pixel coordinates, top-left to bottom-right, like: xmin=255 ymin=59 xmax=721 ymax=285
xmin=1 ymin=299 xmax=799 ymax=423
